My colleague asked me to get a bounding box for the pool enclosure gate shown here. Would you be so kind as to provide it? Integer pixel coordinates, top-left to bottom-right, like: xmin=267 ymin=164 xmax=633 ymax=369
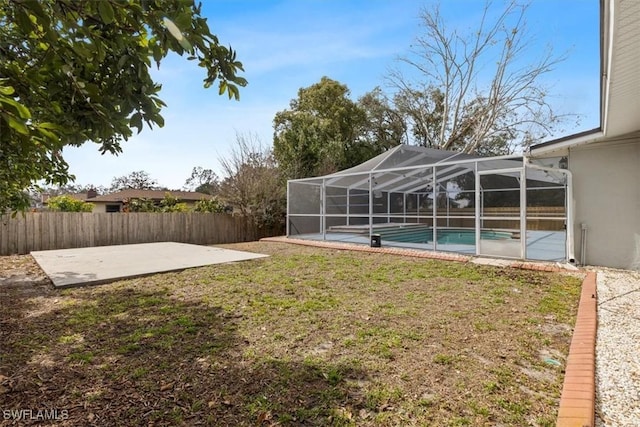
xmin=287 ymin=145 xmax=573 ymax=262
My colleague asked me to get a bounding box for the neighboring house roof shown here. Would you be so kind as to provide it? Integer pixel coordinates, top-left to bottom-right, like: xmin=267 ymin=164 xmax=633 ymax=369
xmin=88 ymin=189 xmax=213 ymax=203
xmin=530 ymin=0 xmax=640 ymax=156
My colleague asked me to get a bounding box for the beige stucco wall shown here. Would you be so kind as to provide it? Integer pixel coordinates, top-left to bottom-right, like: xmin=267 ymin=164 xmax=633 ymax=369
xmin=568 ymin=134 xmax=640 ymax=269
xmin=90 ymin=202 xmax=107 ymax=213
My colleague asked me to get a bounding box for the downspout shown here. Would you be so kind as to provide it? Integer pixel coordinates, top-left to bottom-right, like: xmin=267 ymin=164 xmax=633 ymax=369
xmin=580 ymin=223 xmax=588 ymax=266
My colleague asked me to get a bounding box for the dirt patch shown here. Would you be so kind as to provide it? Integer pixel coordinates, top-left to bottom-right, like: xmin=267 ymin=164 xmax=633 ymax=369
xmin=0 ymin=242 xmax=582 ymax=426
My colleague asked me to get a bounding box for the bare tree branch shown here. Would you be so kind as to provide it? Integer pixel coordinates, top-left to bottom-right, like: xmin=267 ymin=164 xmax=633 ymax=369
xmin=218 ymin=132 xmax=285 ymax=228
xmin=387 ymin=0 xmax=574 ymax=155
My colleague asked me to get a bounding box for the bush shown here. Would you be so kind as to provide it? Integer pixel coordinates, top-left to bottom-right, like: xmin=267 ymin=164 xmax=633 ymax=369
xmin=47 ymin=195 xmax=94 ymax=212
xmin=159 ymin=193 xmax=189 ymax=212
xmin=193 ymin=198 xmax=225 ymax=213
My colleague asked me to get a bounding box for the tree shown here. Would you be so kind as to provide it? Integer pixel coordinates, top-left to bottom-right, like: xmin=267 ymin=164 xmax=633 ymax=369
xmin=358 ymin=87 xmax=408 ymax=149
xmin=219 ymin=133 xmax=284 ymax=228
xmin=392 ymin=87 xmax=445 ymax=150
xmin=388 ymin=0 xmax=567 ymax=155
xmin=110 ymin=171 xmax=159 ymax=192
xmin=184 ymin=167 xmax=220 ymax=195
xmin=0 ymin=0 xmax=246 ymax=212
xmin=46 ymin=195 xmax=93 ymax=212
xmin=125 ymin=198 xmax=158 ymax=213
xmin=41 ymin=184 xmax=106 ymax=197
xmin=193 ymin=198 xmax=226 ymax=213
xmin=158 ymin=193 xmax=189 ymax=212
xmin=273 ymin=77 xmax=374 ymax=180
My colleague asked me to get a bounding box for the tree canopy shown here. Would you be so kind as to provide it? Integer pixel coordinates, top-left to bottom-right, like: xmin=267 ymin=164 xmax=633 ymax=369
xmin=184 ymin=166 xmax=220 ymax=195
xmin=274 ymin=77 xmax=392 ymax=180
xmin=358 ymin=87 xmax=407 ymax=150
xmin=110 ymin=170 xmax=160 ymax=192
xmin=0 ymin=0 xmax=246 ymax=212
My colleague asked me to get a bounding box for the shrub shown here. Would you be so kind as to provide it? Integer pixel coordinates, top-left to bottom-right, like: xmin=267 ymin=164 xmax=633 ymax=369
xmin=193 ymin=198 xmax=225 ymax=213
xmin=47 ymin=195 xmax=93 ymax=212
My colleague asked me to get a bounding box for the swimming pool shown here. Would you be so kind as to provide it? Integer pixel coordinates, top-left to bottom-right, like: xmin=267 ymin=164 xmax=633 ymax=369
xmin=376 ymin=226 xmax=512 ymax=245
xmin=432 ymin=229 xmax=512 ymax=245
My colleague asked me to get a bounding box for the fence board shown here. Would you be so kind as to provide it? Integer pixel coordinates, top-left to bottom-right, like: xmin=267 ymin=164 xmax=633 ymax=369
xmin=0 ymin=212 xmax=283 ymax=256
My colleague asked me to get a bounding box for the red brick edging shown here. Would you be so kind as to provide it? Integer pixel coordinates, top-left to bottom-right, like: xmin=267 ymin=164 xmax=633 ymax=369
xmin=556 ymin=271 xmax=597 ymax=427
xmin=259 ymin=237 xmax=598 ymax=426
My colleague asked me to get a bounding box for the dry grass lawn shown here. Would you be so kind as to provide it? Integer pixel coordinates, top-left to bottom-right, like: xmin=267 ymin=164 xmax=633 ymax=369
xmin=0 ymin=241 xmax=582 ymax=426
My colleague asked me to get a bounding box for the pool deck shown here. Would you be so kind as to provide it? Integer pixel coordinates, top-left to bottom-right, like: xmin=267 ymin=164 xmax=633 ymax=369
xmin=262 ymin=235 xmax=572 ymax=271
xmin=291 ymin=229 xmax=566 ymax=262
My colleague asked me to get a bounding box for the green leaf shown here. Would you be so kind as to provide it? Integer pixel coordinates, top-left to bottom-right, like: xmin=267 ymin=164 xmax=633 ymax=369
xmin=234 ymin=76 xmax=248 ymax=87
xmin=38 ymin=122 xmax=63 ymax=131
xmin=151 ymin=44 xmax=163 ymax=66
xmin=0 ymin=86 xmax=15 ymax=95
xmin=117 ymin=54 xmax=129 ymax=69
xmin=25 ymin=1 xmax=50 ymax=27
xmin=229 ymin=85 xmax=240 ymax=100
xmin=98 ymin=1 xmax=115 ymax=24
xmin=0 ymin=0 xmax=245 ymax=214
xmin=1 ymin=97 xmax=32 ymax=119
xmin=178 ymin=37 xmax=192 ymax=51
xmin=174 ymin=12 xmax=193 ymax=30
xmin=5 ymin=115 xmax=30 ymax=135
xmin=218 ymin=81 xmax=227 ymax=96
xmin=129 ymin=112 xmax=143 ymax=133
xmin=14 ymin=9 xmax=34 ymax=32
xmin=36 ymin=127 xmax=58 ymax=140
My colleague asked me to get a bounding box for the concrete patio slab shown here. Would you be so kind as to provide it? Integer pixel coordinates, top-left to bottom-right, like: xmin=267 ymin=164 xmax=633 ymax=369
xmin=31 ymin=242 xmax=268 ymax=288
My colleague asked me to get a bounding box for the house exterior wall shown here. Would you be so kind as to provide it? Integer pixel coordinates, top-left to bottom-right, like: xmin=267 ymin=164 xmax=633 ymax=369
xmin=91 ymin=202 xmax=107 ymax=213
xmin=568 ymin=135 xmax=640 ymax=269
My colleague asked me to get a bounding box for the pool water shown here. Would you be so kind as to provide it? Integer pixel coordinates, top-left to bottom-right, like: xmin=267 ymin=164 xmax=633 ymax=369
xmin=377 ymin=227 xmax=512 ymax=245
xmin=433 ymin=229 xmax=512 ymax=245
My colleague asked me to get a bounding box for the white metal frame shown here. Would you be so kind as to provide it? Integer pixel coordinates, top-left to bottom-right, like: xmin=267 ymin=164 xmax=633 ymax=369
xmin=287 ymin=150 xmax=571 ymax=263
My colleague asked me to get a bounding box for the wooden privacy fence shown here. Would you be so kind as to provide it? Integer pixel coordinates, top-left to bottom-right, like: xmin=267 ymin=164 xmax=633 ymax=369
xmin=0 ymin=212 xmax=281 ymax=256
xmin=367 ymin=207 xmax=566 ymax=230
xmin=431 ymin=206 xmax=566 ymax=231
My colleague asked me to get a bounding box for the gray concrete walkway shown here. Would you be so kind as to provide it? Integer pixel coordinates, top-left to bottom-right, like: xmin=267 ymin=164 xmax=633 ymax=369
xmin=31 ymin=242 xmax=268 ymax=288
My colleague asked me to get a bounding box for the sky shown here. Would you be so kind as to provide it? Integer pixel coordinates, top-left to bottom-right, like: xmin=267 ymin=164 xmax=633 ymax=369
xmin=62 ymin=0 xmax=601 ymax=191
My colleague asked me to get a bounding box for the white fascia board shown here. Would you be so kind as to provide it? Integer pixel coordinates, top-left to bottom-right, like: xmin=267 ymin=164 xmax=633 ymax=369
xmin=601 ymin=0 xmax=615 ymax=136
xmin=529 ymin=130 xmax=604 ymax=157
